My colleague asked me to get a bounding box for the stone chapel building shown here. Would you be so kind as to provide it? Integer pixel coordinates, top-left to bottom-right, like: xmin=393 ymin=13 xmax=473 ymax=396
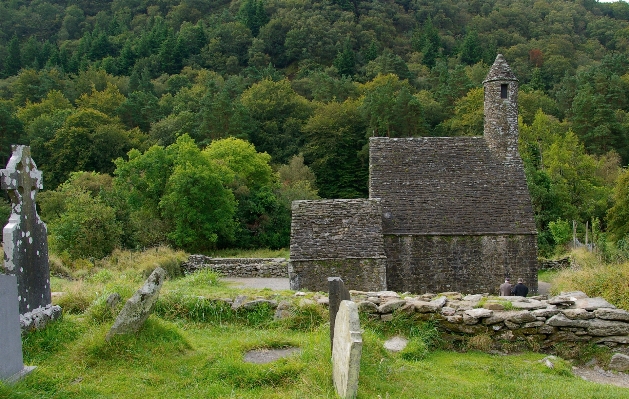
xmin=289 ymin=55 xmax=538 ymax=295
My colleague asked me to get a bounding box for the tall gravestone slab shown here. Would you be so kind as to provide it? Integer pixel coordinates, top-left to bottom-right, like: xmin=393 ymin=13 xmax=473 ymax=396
xmin=332 ymin=300 xmax=362 ymax=399
xmin=0 ymin=275 xmax=35 ymax=382
xmin=1 ymin=145 xmax=59 ymax=330
xmin=329 ymin=277 xmax=350 ymax=350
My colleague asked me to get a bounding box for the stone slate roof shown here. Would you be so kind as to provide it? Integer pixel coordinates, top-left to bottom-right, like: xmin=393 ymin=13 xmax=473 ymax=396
xmin=369 ymin=137 xmax=536 ymax=236
xmin=290 ymin=199 xmax=385 ymax=260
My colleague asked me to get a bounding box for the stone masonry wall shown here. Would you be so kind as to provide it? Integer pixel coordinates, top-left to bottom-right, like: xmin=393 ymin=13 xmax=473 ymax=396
xmin=290 ymin=199 xmax=385 ymax=260
xmin=200 ymin=289 xmax=629 ymax=358
xmin=289 ymin=258 xmax=387 ymax=292
xmin=348 ymin=290 xmax=629 ymax=356
xmin=181 ymin=256 xmax=288 ymax=278
xmin=369 ymin=137 xmax=536 ymax=236
xmin=384 ymin=234 xmax=538 ymax=295
xmin=289 ymin=198 xmax=386 ymax=291
xmin=483 ymin=55 xmax=520 ymax=166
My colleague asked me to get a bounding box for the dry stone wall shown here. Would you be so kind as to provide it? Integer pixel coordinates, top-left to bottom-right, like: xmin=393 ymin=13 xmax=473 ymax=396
xmin=182 ymin=256 xmax=288 ymax=278
xmin=349 ymin=290 xmax=629 ymax=355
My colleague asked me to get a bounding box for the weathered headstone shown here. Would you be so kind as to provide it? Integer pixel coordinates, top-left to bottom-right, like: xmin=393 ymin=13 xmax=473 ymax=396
xmin=332 ymin=300 xmax=362 ymax=399
xmin=329 ymin=277 xmax=350 ymax=350
xmin=106 ymin=267 xmax=166 ymax=341
xmin=1 ymin=146 xmax=51 ymax=315
xmin=0 ymin=275 xmax=35 ymax=382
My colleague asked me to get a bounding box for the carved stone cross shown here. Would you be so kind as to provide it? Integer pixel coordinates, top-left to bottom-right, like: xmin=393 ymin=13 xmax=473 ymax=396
xmin=1 ymin=145 xmax=51 ymax=315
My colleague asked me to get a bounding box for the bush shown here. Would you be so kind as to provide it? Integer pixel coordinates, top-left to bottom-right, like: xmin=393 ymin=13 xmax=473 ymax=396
xmin=48 ymin=188 xmax=122 ymax=259
xmin=548 ymin=218 xmax=572 ymax=249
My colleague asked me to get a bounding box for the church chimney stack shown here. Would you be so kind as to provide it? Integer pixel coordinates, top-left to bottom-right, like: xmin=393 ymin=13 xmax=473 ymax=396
xmin=483 ymin=54 xmax=520 ymax=165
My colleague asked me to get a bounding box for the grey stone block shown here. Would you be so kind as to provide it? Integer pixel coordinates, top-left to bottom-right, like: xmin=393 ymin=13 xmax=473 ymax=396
xmin=332 ymin=300 xmax=362 ymax=399
xmin=0 ymin=275 xmax=35 ymax=382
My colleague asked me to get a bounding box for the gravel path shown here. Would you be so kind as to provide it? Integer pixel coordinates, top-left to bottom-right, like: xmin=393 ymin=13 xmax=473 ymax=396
xmin=222 ymin=277 xmax=290 ymax=290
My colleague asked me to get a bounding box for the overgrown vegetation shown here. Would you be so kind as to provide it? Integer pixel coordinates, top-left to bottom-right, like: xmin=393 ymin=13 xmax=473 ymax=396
xmin=550 ymin=248 xmax=629 ymax=310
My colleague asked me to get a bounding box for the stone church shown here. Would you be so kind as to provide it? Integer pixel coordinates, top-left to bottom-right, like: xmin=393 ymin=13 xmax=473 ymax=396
xmin=289 ymin=55 xmax=538 ymax=295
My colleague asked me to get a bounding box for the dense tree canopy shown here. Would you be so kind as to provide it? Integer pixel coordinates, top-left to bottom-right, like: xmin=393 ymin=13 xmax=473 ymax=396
xmin=0 ymin=0 xmax=628 ymax=257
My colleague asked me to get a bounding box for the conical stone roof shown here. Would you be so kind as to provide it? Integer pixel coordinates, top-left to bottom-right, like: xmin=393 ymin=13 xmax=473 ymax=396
xmin=483 ymin=54 xmax=518 ymax=83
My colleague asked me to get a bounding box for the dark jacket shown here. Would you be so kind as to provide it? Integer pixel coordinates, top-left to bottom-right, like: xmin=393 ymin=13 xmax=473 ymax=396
xmin=512 ymin=283 xmax=528 ymax=297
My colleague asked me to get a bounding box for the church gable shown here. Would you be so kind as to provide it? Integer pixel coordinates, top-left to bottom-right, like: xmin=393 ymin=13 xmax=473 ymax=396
xmin=369 ymin=136 xmax=537 ymax=235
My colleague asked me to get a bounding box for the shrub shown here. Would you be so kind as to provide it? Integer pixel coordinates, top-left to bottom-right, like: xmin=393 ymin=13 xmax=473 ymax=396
xmin=48 ymin=188 xmax=122 ymax=259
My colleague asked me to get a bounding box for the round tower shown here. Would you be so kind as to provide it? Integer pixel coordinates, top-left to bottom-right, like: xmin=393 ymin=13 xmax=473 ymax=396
xmin=483 ymin=54 xmax=520 ymax=165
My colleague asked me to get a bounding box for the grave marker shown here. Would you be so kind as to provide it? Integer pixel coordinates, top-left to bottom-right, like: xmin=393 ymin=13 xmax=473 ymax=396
xmin=1 ymin=145 xmax=51 ymax=315
xmin=328 ymin=277 xmax=350 ymax=350
xmin=106 ymin=267 xmax=166 ymax=341
xmin=0 ymin=275 xmax=35 ymax=382
xmin=332 ymin=300 xmax=362 ymax=399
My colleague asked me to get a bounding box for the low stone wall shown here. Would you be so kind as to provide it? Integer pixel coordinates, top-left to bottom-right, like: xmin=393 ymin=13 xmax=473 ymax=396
xmin=197 ymin=289 xmax=629 ymax=356
xmin=181 ymin=256 xmax=288 ymax=278
xmin=539 ymin=257 xmax=571 ymax=270
xmin=347 ymin=290 xmax=629 ymax=354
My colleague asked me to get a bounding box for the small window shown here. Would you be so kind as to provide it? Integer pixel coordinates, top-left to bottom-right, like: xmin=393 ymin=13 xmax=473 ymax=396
xmin=501 ymin=84 xmax=508 ymax=99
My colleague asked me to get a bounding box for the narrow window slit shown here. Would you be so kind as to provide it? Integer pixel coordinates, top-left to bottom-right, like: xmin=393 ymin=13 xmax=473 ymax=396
xmin=501 ymin=84 xmax=508 ymax=99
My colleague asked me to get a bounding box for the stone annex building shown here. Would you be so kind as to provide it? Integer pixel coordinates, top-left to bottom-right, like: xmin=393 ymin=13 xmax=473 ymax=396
xmin=289 ymin=55 xmax=538 ymax=295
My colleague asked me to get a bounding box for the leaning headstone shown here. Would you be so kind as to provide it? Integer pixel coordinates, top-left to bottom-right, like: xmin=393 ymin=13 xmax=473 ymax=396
xmin=329 ymin=277 xmax=350 ymax=350
xmin=332 ymin=300 xmax=362 ymax=399
xmin=0 ymin=275 xmax=35 ymax=382
xmin=106 ymin=267 xmax=166 ymax=341
xmin=1 ymin=145 xmax=60 ymax=330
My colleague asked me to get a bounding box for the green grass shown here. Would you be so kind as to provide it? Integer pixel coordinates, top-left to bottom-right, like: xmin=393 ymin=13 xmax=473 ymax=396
xmin=538 ymin=269 xmax=559 ymax=284
xmin=3 ymin=313 xmax=629 ymax=399
xmin=3 ymin=247 xmax=629 ymax=398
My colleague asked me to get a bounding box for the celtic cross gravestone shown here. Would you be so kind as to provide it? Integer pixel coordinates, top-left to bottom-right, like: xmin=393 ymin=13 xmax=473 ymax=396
xmin=1 ymin=145 xmax=52 ymax=316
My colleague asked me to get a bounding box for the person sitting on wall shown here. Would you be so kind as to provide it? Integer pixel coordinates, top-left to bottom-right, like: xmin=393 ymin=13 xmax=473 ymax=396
xmin=512 ymin=278 xmax=529 ymax=297
xmin=499 ymin=278 xmax=512 ymax=296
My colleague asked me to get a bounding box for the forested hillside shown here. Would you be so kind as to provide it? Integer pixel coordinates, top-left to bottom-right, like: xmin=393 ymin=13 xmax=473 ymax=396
xmin=0 ymin=0 xmax=628 ymax=258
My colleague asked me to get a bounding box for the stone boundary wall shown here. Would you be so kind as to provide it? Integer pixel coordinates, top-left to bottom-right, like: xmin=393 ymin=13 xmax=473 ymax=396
xmin=196 ymin=289 xmax=629 ymax=357
xmin=539 ymin=257 xmax=571 ymax=270
xmin=347 ymin=290 xmax=629 ymax=354
xmin=181 ymin=256 xmax=288 ymax=278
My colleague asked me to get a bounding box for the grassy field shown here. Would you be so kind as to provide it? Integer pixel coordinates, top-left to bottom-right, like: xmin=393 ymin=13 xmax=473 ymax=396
xmin=2 ymin=247 xmax=629 ymax=398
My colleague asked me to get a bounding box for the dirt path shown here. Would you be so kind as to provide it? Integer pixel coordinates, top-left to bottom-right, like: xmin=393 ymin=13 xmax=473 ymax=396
xmin=537 ymin=281 xmax=551 ymax=296
xmin=222 ymin=277 xmax=290 ymax=290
